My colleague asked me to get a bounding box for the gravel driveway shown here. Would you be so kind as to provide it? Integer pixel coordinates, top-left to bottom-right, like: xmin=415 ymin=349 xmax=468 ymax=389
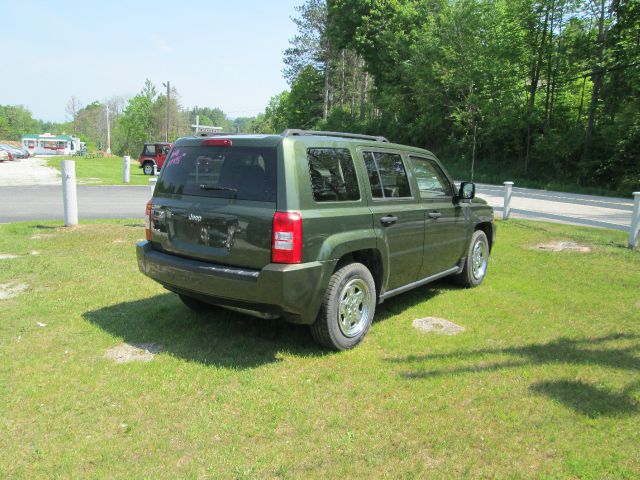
xmin=0 ymin=157 xmax=60 ymax=186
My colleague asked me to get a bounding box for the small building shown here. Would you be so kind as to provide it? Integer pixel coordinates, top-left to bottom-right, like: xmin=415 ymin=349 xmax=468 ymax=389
xmin=22 ymin=133 xmax=81 ymax=156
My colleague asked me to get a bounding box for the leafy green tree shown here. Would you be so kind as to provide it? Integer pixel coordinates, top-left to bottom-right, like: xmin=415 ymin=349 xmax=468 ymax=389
xmin=0 ymin=105 xmax=40 ymax=140
xmin=114 ymin=81 xmax=156 ymax=155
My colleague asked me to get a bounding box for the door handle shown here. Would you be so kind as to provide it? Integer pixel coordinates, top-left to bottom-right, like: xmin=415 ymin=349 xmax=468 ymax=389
xmin=380 ymin=215 xmax=398 ymax=226
xmin=428 ymin=211 xmax=442 ymax=219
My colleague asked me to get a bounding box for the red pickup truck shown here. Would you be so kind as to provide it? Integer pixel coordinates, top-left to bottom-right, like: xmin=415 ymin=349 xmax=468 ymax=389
xmin=139 ymin=142 xmax=173 ymax=175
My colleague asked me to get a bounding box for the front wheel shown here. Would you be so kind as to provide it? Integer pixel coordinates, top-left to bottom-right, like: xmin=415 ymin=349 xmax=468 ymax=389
xmin=143 ymin=162 xmax=154 ymax=175
xmin=452 ymin=230 xmax=490 ymax=287
xmin=310 ymin=262 xmax=376 ymax=350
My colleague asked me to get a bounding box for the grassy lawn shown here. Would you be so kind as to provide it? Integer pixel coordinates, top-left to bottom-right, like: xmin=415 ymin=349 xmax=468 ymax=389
xmin=1 ymin=219 xmax=639 ymax=478
xmin=46 ymin=156 xmax=151 ymax=186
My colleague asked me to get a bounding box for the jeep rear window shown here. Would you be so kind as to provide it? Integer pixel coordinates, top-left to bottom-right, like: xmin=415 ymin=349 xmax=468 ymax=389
xmin=307 ymin=148 xmax=360 ymax=202
xmin=155 ymin=145 xmax=277 ymax=202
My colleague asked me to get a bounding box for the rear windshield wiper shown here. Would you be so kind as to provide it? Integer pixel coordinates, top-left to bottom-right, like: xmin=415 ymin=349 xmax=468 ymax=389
xmin=199 ymin=184 xmax=237 ymax=196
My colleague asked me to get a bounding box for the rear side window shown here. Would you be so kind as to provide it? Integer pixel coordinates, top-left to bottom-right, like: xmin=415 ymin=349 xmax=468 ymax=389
xmin=363 ymin=151 xmax=411 ymax=198
xmin=143 ymin=145 xmax=156 ymax=156
xmin=307 ymin=148 xmax=360 ymax=202
xmin=155 ymin=145 xmax=277 ymax=202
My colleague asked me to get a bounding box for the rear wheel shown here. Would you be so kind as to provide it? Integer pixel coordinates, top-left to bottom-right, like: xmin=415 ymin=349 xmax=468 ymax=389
xmin=143 ymin=162 xmax=154 ymax=175
xmin=452 ymin=230 xmax=490 ymax=287
xmin=179 ymin=294 xmax=215 ymax=312
xmin=310 ymin=262 xmax=376 ymax=350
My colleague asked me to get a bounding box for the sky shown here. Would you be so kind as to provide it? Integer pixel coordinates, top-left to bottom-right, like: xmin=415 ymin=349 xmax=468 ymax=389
xmin=0 ymin=0 xmax=300 ymax=122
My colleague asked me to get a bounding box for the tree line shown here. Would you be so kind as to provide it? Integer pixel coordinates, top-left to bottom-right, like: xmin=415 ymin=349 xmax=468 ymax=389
xmin=0 ymin=80 xmax=258 ymax=155
xmin=2 ymin=0 xmax=637 ymax=194
xmin=258 ymin=0 xmax=639 ymax=195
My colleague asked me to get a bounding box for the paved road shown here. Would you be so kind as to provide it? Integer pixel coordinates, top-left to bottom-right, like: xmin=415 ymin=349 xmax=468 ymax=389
xmin=474 ymin=183 xmax=635 ymax=232
xmin=0 ymin=185 xmax=151 ymax=223
xmin=0 ymin=182 xmax=635 ymax=231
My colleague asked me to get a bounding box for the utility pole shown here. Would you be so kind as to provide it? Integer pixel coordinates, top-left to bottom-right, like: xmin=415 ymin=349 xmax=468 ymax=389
xmin=163 ymin=81 xmax=170 ymax=142
xmin=106 ymin=104 xmax=111 ymax=155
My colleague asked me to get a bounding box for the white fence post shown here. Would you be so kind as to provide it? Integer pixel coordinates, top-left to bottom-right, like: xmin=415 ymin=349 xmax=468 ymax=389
xmin=123 ymin=156 xmax=130 ymax=183
xmin=629 ymin=192 xmax=640 ymax=249
xmin=503 ymin=181 xmax=514 ymax=220
xmin=61 ymin=160 xmax=78 ymax=226
xmin=149 ymin=178 xmax=157 ymax=197
xmin=153 ymin=164 xmax=158 ymax=176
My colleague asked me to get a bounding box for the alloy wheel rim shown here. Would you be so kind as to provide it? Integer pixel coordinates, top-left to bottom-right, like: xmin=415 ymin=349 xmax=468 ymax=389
xmin=337 ymin=278 xmax=371 ymax=338
xmin=472 ymin=240 xmax=488 ymax=280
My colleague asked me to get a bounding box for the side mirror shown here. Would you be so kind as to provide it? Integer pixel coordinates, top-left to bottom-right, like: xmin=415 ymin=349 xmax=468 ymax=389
xmin=458 ymin=181 xmax=476 ymax=200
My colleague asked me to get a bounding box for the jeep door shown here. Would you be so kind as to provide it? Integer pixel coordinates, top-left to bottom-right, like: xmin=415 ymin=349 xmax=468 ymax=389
xmin=156 ymin=144 xmax=170 ymax=169
xmin=360 ymin=148 xmax=425 ymax=290
xmin=408 ymin=155 xmax=467 ymax=277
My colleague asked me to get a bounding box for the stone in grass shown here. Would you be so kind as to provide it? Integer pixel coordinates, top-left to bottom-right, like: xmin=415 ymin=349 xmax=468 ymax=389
xmin=104 ymin=342 xmax=162 ymax=363
xmin=0 ymin=282 xmax=28 ymax=300
xmin=534 ymin=240 xmax=591 ymax=253
xmin=413 ymin=317 xmax=465 ymax=336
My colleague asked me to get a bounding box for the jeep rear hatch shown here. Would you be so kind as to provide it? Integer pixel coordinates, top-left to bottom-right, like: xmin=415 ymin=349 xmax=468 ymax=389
xmin=149 ymin=142 xmax=277 ymax=269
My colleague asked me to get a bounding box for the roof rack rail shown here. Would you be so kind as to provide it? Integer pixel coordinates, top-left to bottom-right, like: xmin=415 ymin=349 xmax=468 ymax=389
xmin=281 ymin=129 xmax=388 ymax=143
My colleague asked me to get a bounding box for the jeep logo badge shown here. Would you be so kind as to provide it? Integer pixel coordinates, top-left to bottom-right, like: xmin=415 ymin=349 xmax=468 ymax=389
xmin=188 ymin=213 xmax=202 ymax=222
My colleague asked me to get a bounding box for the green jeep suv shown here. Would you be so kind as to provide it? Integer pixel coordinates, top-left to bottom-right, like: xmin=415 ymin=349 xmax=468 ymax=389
xmin=137 ymin=130 xmax=495 ymax=350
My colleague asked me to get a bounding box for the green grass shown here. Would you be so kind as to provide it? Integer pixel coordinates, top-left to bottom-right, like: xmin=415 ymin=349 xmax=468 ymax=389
xmin=46 ymin=156 xmax=151 ymax=186
xmin=1 ymin=220 xmax=639 ymax=478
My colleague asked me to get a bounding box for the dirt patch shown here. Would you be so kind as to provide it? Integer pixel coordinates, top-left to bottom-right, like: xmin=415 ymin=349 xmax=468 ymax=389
xmin=532 ymin=240 xmax=591 ymax=253
xmin=0 ymin=282 xmax=28 ymax=300
xmin=0 ymin=157 xmax=60 ymax=186
xmin=112 ymin=239 xmax=127 ymax=244
xmin=30 ymin=234 xmax=54 ymax=240
xmin=104 ymin=342 xmax=162 ymax=363
xmin=0 ymin=254 xmax=18 ymax=260
xmin=413 ymin=317 xmax=465 ymax=336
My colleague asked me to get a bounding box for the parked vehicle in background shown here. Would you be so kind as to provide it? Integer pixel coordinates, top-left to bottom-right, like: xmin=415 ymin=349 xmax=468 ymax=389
xmin=137 ymin=130 xmax=495 ymax=350
xmin=0 ymin=144 xmax=18 ymax=160
xmin=0 ymin=148 xmax=10 ymax=162
xmin=139 ymin=142 xmax=172 ymax=175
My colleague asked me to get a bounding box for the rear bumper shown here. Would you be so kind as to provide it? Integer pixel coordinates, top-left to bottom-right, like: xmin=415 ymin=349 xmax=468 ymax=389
xmin=136 ymin=241 xmax=334 ymax=324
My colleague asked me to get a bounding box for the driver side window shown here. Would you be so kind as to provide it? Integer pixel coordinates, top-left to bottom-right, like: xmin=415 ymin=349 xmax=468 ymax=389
xmin=410 ymin=156 xmax=453 ymax=199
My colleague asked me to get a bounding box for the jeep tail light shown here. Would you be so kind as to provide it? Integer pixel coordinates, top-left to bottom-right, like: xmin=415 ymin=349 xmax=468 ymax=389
xmin=202 ymin=138 xmax=232 ymax=147
xmin=272 ymin=211 xmax=302 ymax=264
xmin=145 ymin=200 xmax=152 ymax=240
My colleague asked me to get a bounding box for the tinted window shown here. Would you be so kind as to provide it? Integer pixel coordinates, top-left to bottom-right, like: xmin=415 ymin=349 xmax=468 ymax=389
xmin=363 ymin=151 xmax=411 ymax=198
xmin=307 ymin=148 xmax=360 ymax=202
xmin=363 ymin=152 xmax=383 ymax=199
xmin=410 ymin=157 xmax=453 ymax=198
xmin=155 ymin=145 xmax=276 ymax=202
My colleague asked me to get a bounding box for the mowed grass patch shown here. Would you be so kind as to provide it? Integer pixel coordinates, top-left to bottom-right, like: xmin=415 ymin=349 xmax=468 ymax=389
xmin=46 ymin=156 xmax=150 ymax=185
xmin=0 ymin=219 xmax=639 ymax=478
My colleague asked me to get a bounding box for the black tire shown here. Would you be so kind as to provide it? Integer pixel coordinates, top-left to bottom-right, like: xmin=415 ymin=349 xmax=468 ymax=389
xmin=143 ymin=162 xmax=154 ymax=175
xmin=310 ymin=262 xmax=376 ymax=350
xmin=178 ymin=294 xmax=215 ymax=312
xmin=452 ymin=230 xmax=490 ymax=287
